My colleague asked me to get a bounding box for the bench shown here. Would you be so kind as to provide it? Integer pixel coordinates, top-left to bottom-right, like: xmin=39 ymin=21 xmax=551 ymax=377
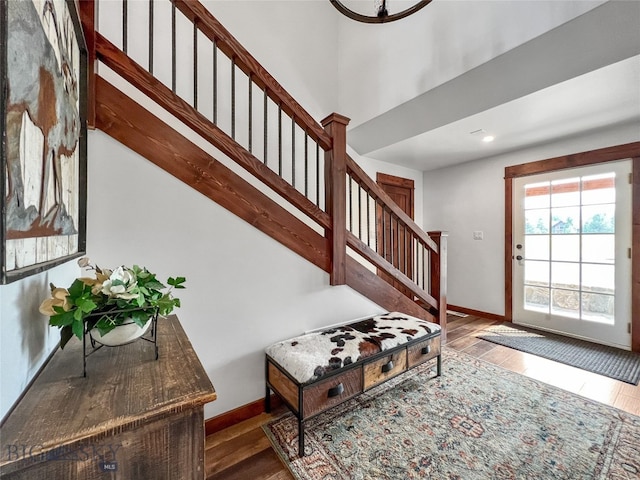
xmin=265 ymin=312 xmax=442 ymax=456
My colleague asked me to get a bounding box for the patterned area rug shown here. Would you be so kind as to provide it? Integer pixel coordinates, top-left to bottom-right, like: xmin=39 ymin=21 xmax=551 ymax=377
xmin=264 ymin=349 xmax=640 ymax=480
xmin=478 ymin=324 xmax=640 ymax=385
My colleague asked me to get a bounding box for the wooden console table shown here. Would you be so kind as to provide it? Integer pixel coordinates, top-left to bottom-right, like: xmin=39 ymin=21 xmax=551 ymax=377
xmin=0 ymin=316 xmax=216 ymax=479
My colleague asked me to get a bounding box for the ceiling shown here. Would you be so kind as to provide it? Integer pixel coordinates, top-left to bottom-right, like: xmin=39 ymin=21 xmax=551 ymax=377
xmin=346 ymin=1 xmax=640 ymax=172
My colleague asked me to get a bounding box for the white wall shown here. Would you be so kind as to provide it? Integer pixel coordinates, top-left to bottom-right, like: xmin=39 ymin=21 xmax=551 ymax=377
xmin=0 ymin=261 xmax=79 ymax=420
xmin=87 ymin=131 xmax=382 ymax=418
xmin=423 ymin=122 xmax=640 ymax=317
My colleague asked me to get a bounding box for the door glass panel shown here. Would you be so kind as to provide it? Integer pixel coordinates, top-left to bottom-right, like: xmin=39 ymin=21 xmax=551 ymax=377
xmin=524 ymin=260 xmax=549 ymax=286
xmin=551 ymin=262 xmax=579 ymax=290
xmin=525 ymin=286 xmax=549 ymax=312
xmin=524 ymin=182 xmax=550 ymax=209
xmin=581 ymin=293 xmax=614 ymax=324
xmin=582 ymin=173 xmax=615 ymax=205
xmin=582 ymin=234 xmax=615 ymax=264
xmin=582 ymin=264 xmax=615 ymax=294
xmin=551 ymin=206 xmax=580 ymax=233
xmin=551 ymin=177 xmax=580 ymax=207
xmin=525 ymin=235 xmax=549 ymax=260
xmin=525 ymin=209 xmax=549 ymax=234
xmin=551 ymin=289 xmax=580 ymax=318
xmin=582 ymin=204 xmax=615 ymax=233
xmin=551 ymin=235 xmax=579 ymax=262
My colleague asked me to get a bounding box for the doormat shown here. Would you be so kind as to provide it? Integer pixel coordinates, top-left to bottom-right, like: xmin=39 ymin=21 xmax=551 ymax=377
xmin=478 ymin=324 xmax=640 ymax=385
xmin=264 ymin=349 xmax=640 ymax=480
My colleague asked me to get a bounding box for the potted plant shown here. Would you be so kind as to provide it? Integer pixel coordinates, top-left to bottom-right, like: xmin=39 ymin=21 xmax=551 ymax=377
xmin=39 ymin=257 xmax=186 ymax=348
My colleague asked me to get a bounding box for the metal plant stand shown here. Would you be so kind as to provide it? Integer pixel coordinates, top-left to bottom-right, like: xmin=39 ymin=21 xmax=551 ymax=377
xmin=82 ymin=308 xmax=159 ymax=377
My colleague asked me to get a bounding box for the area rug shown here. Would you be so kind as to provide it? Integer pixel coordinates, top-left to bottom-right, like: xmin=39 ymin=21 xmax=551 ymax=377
xmin=264 ymin=348 xmax=640 ymax=480
xmin=478 ymin=324 xmax=640 ymax=385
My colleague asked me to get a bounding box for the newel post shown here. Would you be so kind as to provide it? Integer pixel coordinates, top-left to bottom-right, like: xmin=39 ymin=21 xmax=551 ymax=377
xmin=322 ymin=113 xmax=350 ymax=286
xmin=428 ymin=231 xmax=448 ymax=341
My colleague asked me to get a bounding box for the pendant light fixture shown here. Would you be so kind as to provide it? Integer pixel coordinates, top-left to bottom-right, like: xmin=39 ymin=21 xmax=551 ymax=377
xmin=330 ymin=0 xmax=433 ymax=24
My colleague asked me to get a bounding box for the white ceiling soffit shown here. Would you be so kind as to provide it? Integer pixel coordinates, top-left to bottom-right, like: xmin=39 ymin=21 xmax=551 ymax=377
xmin=347 ymin=0 xmax=640 ymax=171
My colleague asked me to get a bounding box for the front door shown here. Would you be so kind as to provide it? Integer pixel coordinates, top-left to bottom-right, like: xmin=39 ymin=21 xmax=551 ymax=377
xmin=512 ymin=160 xmax=633 ymax=349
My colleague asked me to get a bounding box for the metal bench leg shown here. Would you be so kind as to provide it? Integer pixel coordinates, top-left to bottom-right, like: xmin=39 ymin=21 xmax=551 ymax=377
xmin=437 ymin=354 xmax=442 ymax=377
xmin=265 ymin=385 xmax=271 ymax=413
xmin=298 ymin=418 xmax=305 ymax=457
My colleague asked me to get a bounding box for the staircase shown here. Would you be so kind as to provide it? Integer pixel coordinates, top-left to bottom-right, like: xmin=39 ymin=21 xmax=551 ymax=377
xmin=79 ymin=0 xmax=447 ymax=337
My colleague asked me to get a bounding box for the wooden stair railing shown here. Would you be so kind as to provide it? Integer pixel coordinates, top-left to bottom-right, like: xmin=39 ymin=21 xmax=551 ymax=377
xmin=94 ymin=33 xmax=331 ymax=233
xmin=79 ymin=0 xmax=446 ymax=333
xmin=345 ymin=156 xmax=447 ymax=329
xmin=94 ymin=76 xmax=331 ymax=275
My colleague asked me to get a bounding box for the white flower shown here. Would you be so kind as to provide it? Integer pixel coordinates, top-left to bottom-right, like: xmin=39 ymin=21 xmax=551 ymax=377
xmin=101 ymin=266 xmax=138 ymax=299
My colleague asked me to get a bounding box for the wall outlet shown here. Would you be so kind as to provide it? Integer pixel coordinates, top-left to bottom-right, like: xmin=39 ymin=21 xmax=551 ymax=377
xmin=473 ymin=231 xmax=484 ymax=240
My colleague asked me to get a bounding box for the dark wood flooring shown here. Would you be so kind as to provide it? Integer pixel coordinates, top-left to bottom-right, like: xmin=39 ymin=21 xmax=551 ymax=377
xmin=205 ymin=314 xmax=640 ymax=479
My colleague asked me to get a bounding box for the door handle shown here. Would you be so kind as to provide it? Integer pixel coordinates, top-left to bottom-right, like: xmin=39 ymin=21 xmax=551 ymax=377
xmin=381 ymin=360 xmax=394 ymax=373
xmin=327 ymin=383 xmax=344 ymax=398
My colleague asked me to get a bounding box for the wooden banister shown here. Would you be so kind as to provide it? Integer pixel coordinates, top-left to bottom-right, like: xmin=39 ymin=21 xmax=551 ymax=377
xmin=95 ymin=32 xmax=331 ymax=231
xmin=347 ymin=233 xmax=438 ymax=309
xmin=95 ymin=76 xmax=331 ymax=273
xmin=346 ymin=156 xmax=438 ymax=253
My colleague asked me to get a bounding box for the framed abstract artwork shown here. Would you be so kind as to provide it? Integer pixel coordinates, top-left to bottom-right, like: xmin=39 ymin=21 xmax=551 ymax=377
xmin=1 ymin=0 xmax=87 ymax=283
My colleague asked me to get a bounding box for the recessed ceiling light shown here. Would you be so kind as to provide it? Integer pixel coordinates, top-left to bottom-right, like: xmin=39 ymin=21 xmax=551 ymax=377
xmin=482 ymin=135 xmax=495 ymax=143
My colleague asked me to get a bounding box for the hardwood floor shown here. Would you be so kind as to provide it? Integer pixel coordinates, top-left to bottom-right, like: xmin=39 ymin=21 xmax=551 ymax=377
xmin=205 ymin=314 xmax=640 ymax=479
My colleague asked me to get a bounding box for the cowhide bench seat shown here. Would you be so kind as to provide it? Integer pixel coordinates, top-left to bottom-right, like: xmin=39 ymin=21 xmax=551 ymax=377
xmin=265 ymin=312 xmax=441 ymax=456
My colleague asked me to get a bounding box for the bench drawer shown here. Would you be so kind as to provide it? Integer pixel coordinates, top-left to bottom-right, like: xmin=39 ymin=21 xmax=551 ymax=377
xmin=363 ymin=349 xmax=407 ymax=390
xmin=267 ymin=362 xmax=300 ymax=413
xmin=407 ymin=335 xmax=441 ymax=368
xmin=302 ymin=368 xmax=362 ymax=417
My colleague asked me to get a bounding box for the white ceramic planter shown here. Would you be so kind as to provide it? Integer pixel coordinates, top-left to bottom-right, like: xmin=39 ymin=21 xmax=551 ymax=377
xmin=90 ymin=319 xmax=152 ymax=347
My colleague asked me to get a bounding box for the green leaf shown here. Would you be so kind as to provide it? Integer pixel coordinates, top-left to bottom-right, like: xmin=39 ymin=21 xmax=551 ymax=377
xmin=143 ymin=280 xmax=165 ymax=291
xmin=67 ymin=278 xmax=87 ymax=298
xmin=76 ymin=297 xmax=97 ymax=313
xmin=130 ymin=310 xmax=150 ymax=328
xmin=155 ymin=294 xmax=178 ymax=316
xmin=168 ymin=276 xmax=186 ymax=288
xmin=50 ymin=310 xmax=75 ymax=327
xmin=72 ymin=318 xmax=84 ymax=340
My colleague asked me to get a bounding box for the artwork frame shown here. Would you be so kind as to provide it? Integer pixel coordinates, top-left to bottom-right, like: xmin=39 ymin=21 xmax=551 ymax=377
xmin=1 ymin=0 xmax=87 ymax=284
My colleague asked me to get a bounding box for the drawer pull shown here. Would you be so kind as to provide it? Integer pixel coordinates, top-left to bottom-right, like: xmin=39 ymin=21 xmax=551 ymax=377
xmin=327 ymin=383 xmax=344 ymax=398
xmin=381 ymin=360 xmax=394 ymax=373
xmin=421 ymin=345 xmax=431 ymax=355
